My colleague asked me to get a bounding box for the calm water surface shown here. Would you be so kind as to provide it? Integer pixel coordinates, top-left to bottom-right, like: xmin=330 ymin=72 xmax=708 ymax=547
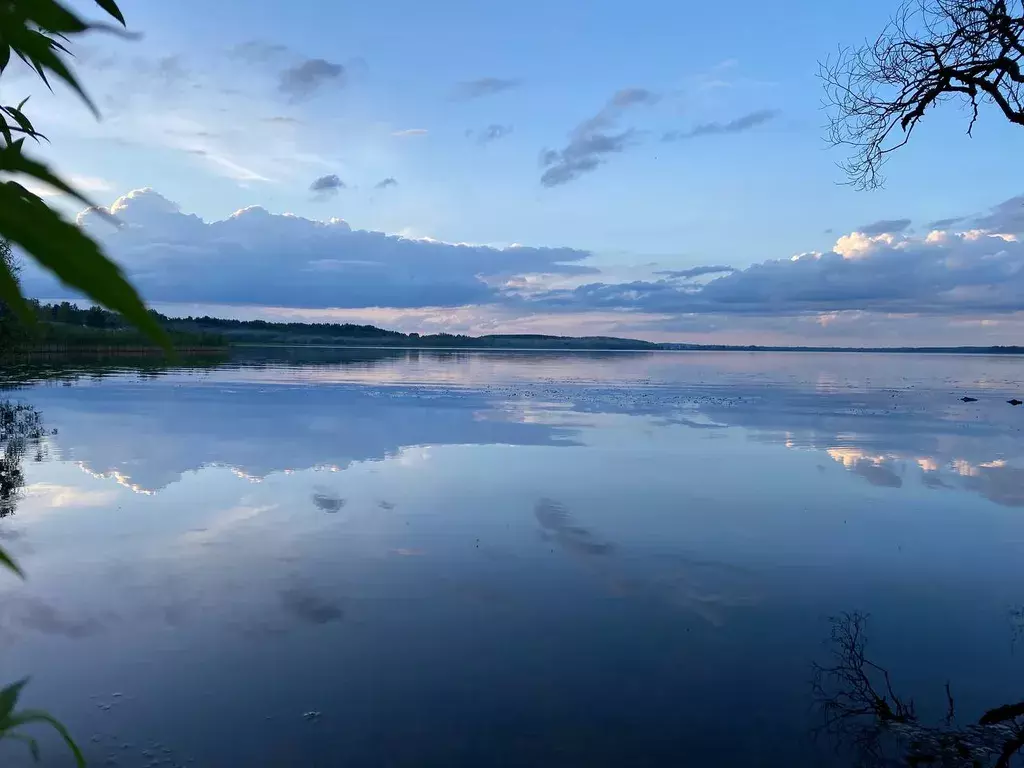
xmin=2 ymin=349 xmax=1024 ymax=766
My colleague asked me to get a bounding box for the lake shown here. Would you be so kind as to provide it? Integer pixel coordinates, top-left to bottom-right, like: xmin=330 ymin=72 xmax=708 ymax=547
xmin=2 ymin=348 xmax=1024 ymax=767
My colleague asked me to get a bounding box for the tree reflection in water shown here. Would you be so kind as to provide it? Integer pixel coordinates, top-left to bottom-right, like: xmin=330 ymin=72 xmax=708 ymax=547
xmin=0 ymin=400 xmax=50 ymax=519
xmin=812 ymin=612 xmax=1024 ymax=767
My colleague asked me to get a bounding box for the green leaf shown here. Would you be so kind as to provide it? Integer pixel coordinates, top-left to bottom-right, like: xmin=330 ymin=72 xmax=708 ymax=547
xmin=0 ymin=678 xmax=29 ymax=720
xmin=2 ymin=105 xmax=41 ymax=141
xmin=7 ymin=28 xmax=98 ymax=117
xmin=0 ymin=182 xmax=171 ymax=351
xmin=21 ymin=1 xmax=88 ymax=35
xmin=0 ymin=143 xmax=89 ymax=202
xmin=4 ymin=710 xmax=85 ymax=768
xmin=0 ymin=545 xmax=25 ymax=579
xmin=93 ymin=0 xmax=127 ymax=27
xmin=0 ymin=44 xmax=10 ymax=73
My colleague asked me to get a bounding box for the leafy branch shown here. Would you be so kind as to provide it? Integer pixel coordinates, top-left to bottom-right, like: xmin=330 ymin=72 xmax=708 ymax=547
xmin=0 ymin=0 xmax=169 ymax=348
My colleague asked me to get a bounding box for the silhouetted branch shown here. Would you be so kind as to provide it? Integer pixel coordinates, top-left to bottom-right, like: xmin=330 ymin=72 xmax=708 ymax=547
xmin=821 ymin=0 xmax=1024 ymax=188
xmin=812 ymin=612 xmax=1024 ymax=766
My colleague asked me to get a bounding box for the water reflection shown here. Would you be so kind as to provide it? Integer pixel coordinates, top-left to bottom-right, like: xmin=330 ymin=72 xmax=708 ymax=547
xmin=0 ymin=401 xmax=49 ymax=517
xmin=0 ymin=350 xmax=1023 ymax=766
xmin=812 ymin=613 xmax=1024 ymax=767
xmin=6 ymin=349 xmax=1024 ymax=509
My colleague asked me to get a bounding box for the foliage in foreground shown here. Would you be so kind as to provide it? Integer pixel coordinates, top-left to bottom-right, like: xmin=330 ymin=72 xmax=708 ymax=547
xmin=0 ymin=0 xmax=167 ymax=349
xmin=0 ymin=679 xmax=84 ymax=767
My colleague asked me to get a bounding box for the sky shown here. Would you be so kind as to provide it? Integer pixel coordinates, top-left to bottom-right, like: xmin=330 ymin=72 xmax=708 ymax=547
xmin=8 ymin=0 xmax=1024 ymax=345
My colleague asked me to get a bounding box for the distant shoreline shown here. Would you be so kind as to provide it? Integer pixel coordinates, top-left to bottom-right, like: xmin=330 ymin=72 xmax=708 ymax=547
xmin=12 ymin=303 xmax=1024 ymax=356
xmin=229 ymin=342 xmax=1024 ymax=355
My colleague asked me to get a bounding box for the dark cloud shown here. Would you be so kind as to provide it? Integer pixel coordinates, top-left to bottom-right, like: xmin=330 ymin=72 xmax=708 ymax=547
xmin=473 ymin=124 xmax=513 ymax=144
xmin=655 ymin=265 xmax=737 ymax=280
xmin=663 ymin=109 xmax=779 ymax=141
xmin=312 ymin=491 xmax=345 ymax=512
xmin=280 ymin=587 xmax=343 ymax=625
xmin=374 ymin=177 xmax=398 ymax=190
xmin=521 ymin=193 xmax=1024 ymax=318
xmin=279 ymin=58 xmax=345 ymax=101
xmin=540 ymin=88 xmax=658 ymax=187
xmin=534 ymin=498 xmax=613 ymax=556
xmin=855 ymin=218 xmax=912 ymax=235
xmin=451 ymin=77 xmax=520 ymax=100
xmin=972 ymin=194 xmax=1024 ymax=234
xmin=851 ymin=460 xmax=903 ymax=488
xmin=310 ymin=174 xmax=346 ymax=196
xmin=41 ymin=188 xmax=595 ymax=310
xmin=3 ymin=597 xmax=106 ymax=639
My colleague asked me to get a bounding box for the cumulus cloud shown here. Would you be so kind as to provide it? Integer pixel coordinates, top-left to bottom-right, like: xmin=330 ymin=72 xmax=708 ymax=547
xmin=374 ymin=177 xmax=398 ymax=190
xmin=279 ymin=58 xmax=345 ymax=101
xmin=855 ymin=218 xmax=912 ymax=235
xmin=524 ymin=193 xmax=1024 ymax=319
xmin=540 ymin=88 xmax=658 ymax=187
xmin=655 ymin=265 xmax=737 ymax=280
xmin=451 ymin=77 xmax=520 ymax=100
xmin=472 ymin=124 xmax=513 ymax=144
xmin=662 ymin=109 xmax=779 ymax=141
xmin=29 ymin=188 xmax=596 ymax=310
xmin=310 ymin=174 xmax=345 ymax=196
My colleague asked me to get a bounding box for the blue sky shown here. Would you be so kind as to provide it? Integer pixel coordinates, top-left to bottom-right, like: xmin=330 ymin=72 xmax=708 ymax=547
xmin=11 ymin=0 xmax=1024 ymax=344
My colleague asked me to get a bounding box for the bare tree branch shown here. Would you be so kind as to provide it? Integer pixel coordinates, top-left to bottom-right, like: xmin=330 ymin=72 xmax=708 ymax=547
xmin=811 ymin=612 xmax=1024 ymax=766
xmin=821 ymin=0 xmax=1024 ymax=188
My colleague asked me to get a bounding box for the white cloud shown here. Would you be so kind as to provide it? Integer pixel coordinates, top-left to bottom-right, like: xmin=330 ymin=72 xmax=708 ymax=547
xmin=23 ymin=188 xmax=595 ymax=310
xmin=530 ymin=193 xmax=1024 ymax=323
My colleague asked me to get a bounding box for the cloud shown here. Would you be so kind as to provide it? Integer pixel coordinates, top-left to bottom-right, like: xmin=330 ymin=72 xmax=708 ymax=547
xmin=470 ymin=124 xmax=513 ymax=144
xmin=392 ymin=128 xmax=428 ymax=137
xmin=855 ymin=218 xmax=912 ymax=235
xmin=374 ymin=177 xmax=398 ymax=190
xmin=30 ymin=188 xmax=596 ymax=311
xmin=279 ymin=58 xmax=345 ymax=101
xmin=24 ymin=173 xmax=114 ymax=198
xmin=311 ymin=490 xmax=345 ymax=513
xmin=534 ymin=498 xmax=613 ymax=556
xmin=972 ymin=194 xmax=1024 ymax=234
xmin=523 ymin=193 xmax=1024 ymax=319
xmin=663 ymin=109 xmax=779 ymax=141
xmin=451 ymin=77 xmax=520 ymax=100
xmin=280 ymin=586 xmax=344 ymax=625
xmin=264 ymin=115 xmax=301 ymax=125
xmin=654 ymin=265 xmax=736 ymax=280
xmin=927 ymin=216 xmax=963 ymax=230
xmin=310 ymin=174 xmax=346 ymax=196
xmin=540 ymin=88 xmax=659 ymax=187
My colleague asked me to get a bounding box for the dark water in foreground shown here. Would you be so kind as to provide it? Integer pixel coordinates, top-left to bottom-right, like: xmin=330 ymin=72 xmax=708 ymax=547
xmin=2 ymin=348 xmax=1024 ymax=766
